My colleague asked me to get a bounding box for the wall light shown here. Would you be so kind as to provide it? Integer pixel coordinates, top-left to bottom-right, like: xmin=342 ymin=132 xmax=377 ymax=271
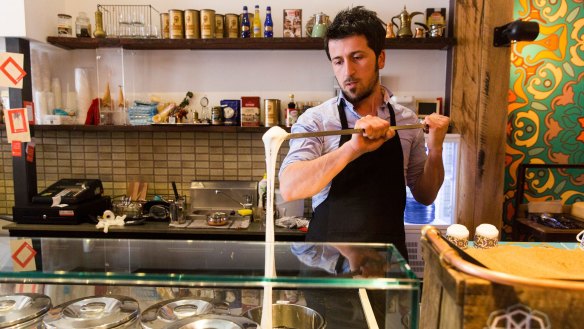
xmin=493 ymin=20 xmax=539 ymax=47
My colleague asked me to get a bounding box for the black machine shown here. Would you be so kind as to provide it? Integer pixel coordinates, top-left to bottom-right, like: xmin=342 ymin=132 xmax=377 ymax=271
xmin=32 ymin=179 xmax=103 ymax=204
xmin=13 ymin=179 xmax=110 ymax=224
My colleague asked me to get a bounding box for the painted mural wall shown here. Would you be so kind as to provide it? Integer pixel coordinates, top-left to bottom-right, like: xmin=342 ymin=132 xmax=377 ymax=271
xmin=504 ymin=0 xmax=584 ymax=238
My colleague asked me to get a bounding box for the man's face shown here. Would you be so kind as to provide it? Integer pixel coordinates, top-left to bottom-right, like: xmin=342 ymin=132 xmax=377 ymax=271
xmin=328 ymin=35 xmax=385 ymax=104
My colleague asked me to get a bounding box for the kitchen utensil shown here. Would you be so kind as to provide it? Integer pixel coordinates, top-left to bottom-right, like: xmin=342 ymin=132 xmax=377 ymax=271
xmin=286 ymin=123 xmax=427 ymax=140
xmin=391 ymin=6 xmax=424 ymax=38
xmin=172 ymin=181 xmax=179 ymax=200
xmin=207 ymin=212 xmax=228 ymax=226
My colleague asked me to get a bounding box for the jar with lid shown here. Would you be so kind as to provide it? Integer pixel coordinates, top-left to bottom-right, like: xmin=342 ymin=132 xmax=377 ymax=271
xmin=57 ymin=14 xmax=73 ymax=37
xmin=75 ymin=12 xmax=91 ymax=37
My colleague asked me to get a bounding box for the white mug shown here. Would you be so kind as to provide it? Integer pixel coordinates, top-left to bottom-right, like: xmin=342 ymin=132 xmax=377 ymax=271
xmin=577 ymin=230 xmax=584 ymax=250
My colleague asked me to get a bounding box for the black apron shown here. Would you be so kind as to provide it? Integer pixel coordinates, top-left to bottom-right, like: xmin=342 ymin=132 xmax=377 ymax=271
xmin=307 ymin=101 xmax=408 ymax=260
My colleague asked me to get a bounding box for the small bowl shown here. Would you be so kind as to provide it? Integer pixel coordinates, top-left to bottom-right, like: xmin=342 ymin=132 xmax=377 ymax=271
xmin=207 ymin=212 xmax=228 ymax=226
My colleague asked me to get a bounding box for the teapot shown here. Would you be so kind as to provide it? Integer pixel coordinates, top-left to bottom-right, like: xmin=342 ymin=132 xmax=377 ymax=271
xmin=391 ymin=6 xmax=424 ymax=38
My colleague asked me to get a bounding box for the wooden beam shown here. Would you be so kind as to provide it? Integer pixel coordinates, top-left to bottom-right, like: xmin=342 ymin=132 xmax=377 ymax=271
xmin=450 ymin=1 xmax=513 ymax=233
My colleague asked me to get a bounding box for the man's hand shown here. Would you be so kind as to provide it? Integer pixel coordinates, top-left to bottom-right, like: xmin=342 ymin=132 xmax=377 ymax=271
xmin=423 ymin=113 xmax=450 ymax=152
xmin=346 ymin=115 xmax=396 ymax=157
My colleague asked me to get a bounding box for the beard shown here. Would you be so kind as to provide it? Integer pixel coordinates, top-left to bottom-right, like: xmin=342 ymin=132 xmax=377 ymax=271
xmin=339 ymin=62 xmax=380 ymax=105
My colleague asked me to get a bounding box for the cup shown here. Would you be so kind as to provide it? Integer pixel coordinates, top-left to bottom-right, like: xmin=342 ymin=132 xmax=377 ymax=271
xmin=445 ymin=224 xmax=469 ymax=249
xmin=577 ymin=230 xmax=584 ymax=250
xmin=170 ymin=197 xmax=186 ymax=224
xmin=474 ymin=224 xmax=499 ymax=249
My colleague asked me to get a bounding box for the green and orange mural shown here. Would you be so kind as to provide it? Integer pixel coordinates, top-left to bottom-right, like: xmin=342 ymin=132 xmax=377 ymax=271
xmin=504 ymin=0 xmax=584 ymax=238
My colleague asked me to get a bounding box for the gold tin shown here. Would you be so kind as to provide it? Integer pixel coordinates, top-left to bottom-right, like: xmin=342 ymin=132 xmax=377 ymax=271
xmin=160 ymin=13 xmax=170 ymax=39
xmin=185 ymin=9 xmax=200 ymax=39
xmin=169 ymin=9 xmax=184 ymax=39
xmin=264 ymin=99 xmax=280 ymax=127
xmin=225 ymin=14 xmax=239 ymax=38
xmin=215 ymin=14 xmax=224 ymax=38
xmin=200 ymin=9 xmax=216 ymax=39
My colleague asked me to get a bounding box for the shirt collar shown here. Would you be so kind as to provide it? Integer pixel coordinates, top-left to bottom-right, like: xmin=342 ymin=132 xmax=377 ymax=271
xmin=336 ymin=85 xmax=394 ymax=118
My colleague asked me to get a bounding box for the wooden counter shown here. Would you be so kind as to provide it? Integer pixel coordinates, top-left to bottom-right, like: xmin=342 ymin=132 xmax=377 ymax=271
xmin=2 ymin=220 xmax=305 ymax=241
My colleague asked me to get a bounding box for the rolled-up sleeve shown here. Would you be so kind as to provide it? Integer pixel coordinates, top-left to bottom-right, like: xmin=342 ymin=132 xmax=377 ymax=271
xmin=279 ymin=109 xmax=325 ymax=175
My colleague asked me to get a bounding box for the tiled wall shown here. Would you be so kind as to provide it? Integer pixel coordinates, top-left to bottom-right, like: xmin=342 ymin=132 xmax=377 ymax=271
xmin=0 ymin=128 xmax=290 ymax=215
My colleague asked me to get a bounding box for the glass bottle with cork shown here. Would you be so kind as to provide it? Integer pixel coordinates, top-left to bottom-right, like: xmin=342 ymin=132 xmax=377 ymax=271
xmin=264 ymin=6 xmax=273 ymax=37
xmin=241 ymin=6 xmax=251 ymax=38
xmin=286 ymin=94 xmax=299 ymax=127
xmin=252 ymin=5 xmax=262 ymax=38
xmin=75 ymin=12 xmax=91 ymax=37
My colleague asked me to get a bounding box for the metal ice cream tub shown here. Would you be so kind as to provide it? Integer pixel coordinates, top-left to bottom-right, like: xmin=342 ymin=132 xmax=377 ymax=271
xmin=140 ymin=298 xmax=216 ymax=329
xmin=164 ymin=314 xmax=259 ymax=329
xmin=0 ymin=294 xmax=51 ymax=329
xmin=42 ymin=295 xmax=140 ymax=329
xmin=243 ymin=304 xmax=326 ymax=329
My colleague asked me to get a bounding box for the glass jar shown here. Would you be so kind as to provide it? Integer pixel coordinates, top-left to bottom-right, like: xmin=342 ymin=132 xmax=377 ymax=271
xmin=57 ymin=14 xmax=73 ymax=37
xmin=75 ymin=12 xmax=91 ymax=37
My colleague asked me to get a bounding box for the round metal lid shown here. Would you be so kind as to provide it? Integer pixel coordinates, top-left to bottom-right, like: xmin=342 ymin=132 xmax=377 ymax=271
xmin=141 ymin=298 xmax=215 ymax=329
xmin=42 ymin=295 xmax=139 ymax=329
xmin=0 ymin=293 xmax=51 ymax=328
xmin=166 ymin=314 xmax=259 ymax=329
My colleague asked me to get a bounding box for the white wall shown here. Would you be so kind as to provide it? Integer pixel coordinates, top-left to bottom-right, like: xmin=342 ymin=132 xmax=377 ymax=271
xmin=26 ymin=0 xmax=450 ymax=123
xmin=0 ymin=0 xmax=26 ymax=37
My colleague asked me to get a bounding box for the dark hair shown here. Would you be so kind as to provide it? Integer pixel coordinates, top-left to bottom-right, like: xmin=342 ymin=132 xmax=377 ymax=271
xmin=324 ymin=6 xmax=386 ymax=61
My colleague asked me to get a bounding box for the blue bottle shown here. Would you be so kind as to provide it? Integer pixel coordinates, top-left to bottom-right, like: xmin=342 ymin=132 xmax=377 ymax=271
xmin=241 ymin=6 xmax=251 ymax=38
xmin=264 ymin=6 xmax=273 ymax=38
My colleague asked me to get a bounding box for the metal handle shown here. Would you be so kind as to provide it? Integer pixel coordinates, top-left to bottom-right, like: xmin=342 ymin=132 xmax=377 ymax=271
xmin=286 ymin=123 xmax=428 ymax=140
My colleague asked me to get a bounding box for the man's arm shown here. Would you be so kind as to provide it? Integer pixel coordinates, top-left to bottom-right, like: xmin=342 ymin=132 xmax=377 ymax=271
xmin=279 ymin=115 xmax=395 ymax=201
xmin=411 ymin=113 xmax=450 ymax=205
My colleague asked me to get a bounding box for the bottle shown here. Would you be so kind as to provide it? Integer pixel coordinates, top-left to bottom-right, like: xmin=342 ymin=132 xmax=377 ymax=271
xmin=252 ymin=5 xmax=262 ymax=38
xmin=258 ymin=173 xmax=267 ymax=209
xmin=264 ymin=6 xmax=273 ymax=38
xmin=75 ymin=12 xmax=91 ymax=37
xmin=241 ymin=6 xmax=251 ymax=38
xmin=286 ymin=94 xmax=299 ymax=127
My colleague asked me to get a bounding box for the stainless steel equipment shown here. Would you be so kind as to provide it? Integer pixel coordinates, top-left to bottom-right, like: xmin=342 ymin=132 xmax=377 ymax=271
xmin=0 ymin=294 xmax=51 ymax=329
xmin=165 ymin=314 xmax=259 ymax=329
xmin=189 ymin=181 xmax=257 ymax=213
xmin=42 ymin=295 xmax=140 ymax=329
xmin=141 ymin=298 xmax=215 ymax=329
xmin=243 ymin=304 xmax=326 ymax=329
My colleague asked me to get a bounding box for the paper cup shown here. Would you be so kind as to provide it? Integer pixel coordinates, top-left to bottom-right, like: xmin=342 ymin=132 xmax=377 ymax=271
xmin=474 ymin=224 xmax=499 ymax=249
xmin=446 ymin=224 xmax=469 ymax=249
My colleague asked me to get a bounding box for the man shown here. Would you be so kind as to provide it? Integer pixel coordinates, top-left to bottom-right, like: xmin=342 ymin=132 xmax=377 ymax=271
xmin=279 ymin=6 xmax=450 ymax=268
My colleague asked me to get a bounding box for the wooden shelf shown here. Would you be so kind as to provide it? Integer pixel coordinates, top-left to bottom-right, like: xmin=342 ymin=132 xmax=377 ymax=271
xmin=47 ymin=36 xmax=455 ymax=50
xmin=29 ymin=124 xmax=286 ymax=133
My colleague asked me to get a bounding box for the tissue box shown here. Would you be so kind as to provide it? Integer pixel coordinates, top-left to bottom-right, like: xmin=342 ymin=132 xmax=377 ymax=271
xmin=527 ymin=200 xmax=563 ymax=214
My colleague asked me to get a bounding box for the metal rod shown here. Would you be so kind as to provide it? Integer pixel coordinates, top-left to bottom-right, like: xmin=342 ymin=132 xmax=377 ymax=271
xmin=286 ymin=123 xmax=427 ymax=140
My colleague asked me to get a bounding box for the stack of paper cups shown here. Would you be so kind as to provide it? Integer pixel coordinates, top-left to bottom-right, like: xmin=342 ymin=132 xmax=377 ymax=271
xmin=51 ymin=78 xmax=62 ymax=109
xmin=75 ymin=68 xmax=92 ymax=124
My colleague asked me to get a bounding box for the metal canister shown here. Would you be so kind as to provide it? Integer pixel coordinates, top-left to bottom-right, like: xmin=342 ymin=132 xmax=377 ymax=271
xmin=264 ymin=99 xmax=280 ymax=127
xmin=184 ymin=9 xmax=200 ymax=39
xmin=160 ymin=13 xmax=170 ymax=39
xmin=211 ymin=106 xmax=224 ymax=125
xmin=214 ymin=14 xmax=224 ymax=38
xmin=0 ymin=293 xmax=51 ymax=328
xmin=169 ymin=9 xmax=184 ymax=39
xmin=141 ymin=298 xmax=214 ymax=329
xmin=200 ymin=9 xmax=216 ymax=39
xmin=225 ymin=13 xmax=239 ymax=38
xmin=42 ymin=295 xmax=140 ymax=328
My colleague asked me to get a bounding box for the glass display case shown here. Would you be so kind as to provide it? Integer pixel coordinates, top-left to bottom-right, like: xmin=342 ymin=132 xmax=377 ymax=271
xmin=0 ymin=236 xmax=420 ymax=328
